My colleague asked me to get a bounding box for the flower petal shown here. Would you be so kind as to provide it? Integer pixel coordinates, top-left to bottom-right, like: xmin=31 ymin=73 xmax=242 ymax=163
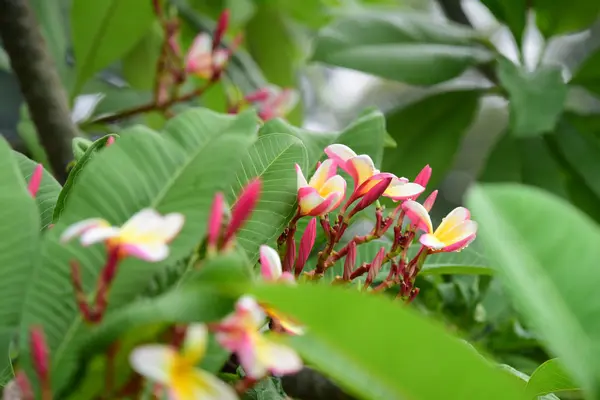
xmin=274 ymin=89 xmax=299 ymax=116
xmin=309 ymin=192 xmax=341 ymax=216
xmin=159 ymin=213 xmax=185 ymax=242
xmin=181 ymin=323 xmax=208 ymax=363
xmin=120 ymin=242 xmax=169 ymax=262
xmin=298 ymin=186 xmax=325 ymax=216
xmin=383 ymin=180 xmax=425 ymax=201
xmin=185 ymin=33 xmax=213 ymax=77
xmin=308 ymin=159 xmax=336 ymax=190
xmin=437 ymin=220 xmax=478 ymax=251
xmin=79 ymin=227 xmax=121 ymax=246
xmin=422 ymin=190 xmax=438 ymax=212
xmin=237 ymin=334 xmax=266 ymax=379
xmin=260 ymin=245 xmax=282 ymax=281
xmin=192 ymin=369 xmax=238 ymax=400
xmin=129 ymin=345 xmax=176 ymax=384
xmin=236 ymin=295 xmax=267 ymax=327
xmin=419 ymin=233 xmax=445 ymax=250
xmin=402 ymin=200 xmax=433 ymax=233
xmin=434 ymin=207 xmax=471 ymax=238
xmin=324 ymin=144 xmax=357 ymax=164
xmin=257 ymin=337 xmax=303 ymax=376
xmin=60 ymin=218 xmax=110 ymax=243
xmin=295 ymin=163 xmax=308 ymax=189
xmin=414 ymin=164 xmax=432 ymax=187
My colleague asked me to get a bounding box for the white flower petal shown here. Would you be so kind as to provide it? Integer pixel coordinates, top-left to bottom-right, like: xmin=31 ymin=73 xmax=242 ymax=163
xmin=129 ymin=345 xmax=176 ymax=384
xmin=80 ymin=226 xmax=121 ymax=246
xmin=60 ymin=218 xmax=109 ymax=243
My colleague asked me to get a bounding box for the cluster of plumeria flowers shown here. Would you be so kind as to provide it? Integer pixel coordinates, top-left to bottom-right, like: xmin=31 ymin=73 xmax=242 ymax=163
xmin=13 ymin=142 xmax=477 ymax=399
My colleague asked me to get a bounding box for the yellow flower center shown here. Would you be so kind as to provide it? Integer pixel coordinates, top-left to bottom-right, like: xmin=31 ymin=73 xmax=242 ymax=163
xmin=168 ymin=355 xmax=210 ymax=398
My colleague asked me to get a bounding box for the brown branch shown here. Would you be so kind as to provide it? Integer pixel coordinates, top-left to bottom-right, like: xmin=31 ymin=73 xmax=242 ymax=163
xmin=0 ymin=0 xmax=78 ymax=183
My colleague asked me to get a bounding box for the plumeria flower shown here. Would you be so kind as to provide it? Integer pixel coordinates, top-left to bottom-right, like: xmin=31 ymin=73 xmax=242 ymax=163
xmin=259 ymin=245 xmax=304 ymax=335
xmin=130 ymin=324 xmax=237 ymax=400
xmin=60 ymin=208 xmax=184 ymax=262
xmin=185 ymin=33 xmax=230 ymax=79
xmin=245 ymin=85 xmax=299 ymax=121
xmin=325 ymin=144 xmax=424 ymax=200
xmin=296 ymin=160 xmax=346 ymax=216
xmin=402 ymin=200 xmax=478 ymax=252
xmin=215 ymin=296 xmax=303 ymax=379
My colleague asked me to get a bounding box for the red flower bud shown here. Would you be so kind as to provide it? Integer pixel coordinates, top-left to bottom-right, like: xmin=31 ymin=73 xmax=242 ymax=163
xmin=212 ymin=9 xmax=230 ymax=51
xmin=414 ymin=164 xmax=432 ymax=188
xmin=343 ymin=240 xmax=356 ymax=281
xmin=27 ymin=164 xmax=43 ymax=198
xmin=423 ymin=190 xmax=438 ymax=212
xmin=365 ymin=247 xmax=386 ymax=288
xmin=223 ymin=179 xmax=261 ymax=247
xmin=106 ymin=136 xmax=115 ymax=147
xmin=30 ymin=327 xmax=49 ymax=382
xmin=295 ymin=218 xmax=316 ymax=276
xmin=350 ymin=177 xmax=392 ymax=217
xmin=207 ymin=192 xmax=224 ymax=251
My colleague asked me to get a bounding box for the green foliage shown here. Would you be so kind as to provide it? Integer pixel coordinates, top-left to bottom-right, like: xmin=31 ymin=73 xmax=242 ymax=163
xmin=526 ymin=358 xmax=580 ymax=398
xmin=480 ymin=0 xmax=527 ymax=48
xmin=571 ymin=48 xmax=600 ymax=96
xmin=534 ymin=0 xmax=600 ymax=38
xmin=312 ymin=11 xmax=493 ymax=85
xmin=122 ymin=21 xmax=164 ymax=91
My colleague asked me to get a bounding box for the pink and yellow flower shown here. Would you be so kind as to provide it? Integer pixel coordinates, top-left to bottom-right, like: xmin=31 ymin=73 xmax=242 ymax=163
xmin=130 ymin=324 xmax=237 ymax=400
xmin=185 ymin=33 xmax=230 ymax=79
xmin=296 ymin=160 xmax=346 ymax=216
xmin=215 ymin=296 xmax=303 ymax=379
xmin=60 ymin=208 xmax=184 ymax=262
xmin=246 ymin=85 xmax=299 ymax=121
xmin=324 ymin=144 xmax=424 ymax=200
xmin=402 ymin=200 xmax=478 ymax=252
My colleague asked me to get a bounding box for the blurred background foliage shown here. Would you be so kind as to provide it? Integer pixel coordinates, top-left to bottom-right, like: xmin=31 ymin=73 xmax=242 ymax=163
xmin=1 ymin=0 xmax=599 ymax=388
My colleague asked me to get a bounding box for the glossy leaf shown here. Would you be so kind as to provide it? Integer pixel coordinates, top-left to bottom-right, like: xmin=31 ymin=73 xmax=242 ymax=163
xmin=467 ymin=184 xmax=600 ymax=396
xmin=312 ymin=11 xmax=493 ymax=85
xmin=252 ymin=284 xmax=527 ymax=400
xmin=18 ymin=108 xmax=258 ymax=393
xmin=535 ymin=1 xmax=600 ymax=38
xmin=526 ymin=359 xmax=580 ymax=398
xmin=571 ymin=49 xmax=600 ymax=99
xmin=481 ymin=0 xmax=527 ymax=47
xmin=71 ymin=0 xmax=155 ymax=95
xmin=383 ymin=90 xmax=480 ymax=188
xmin=497 ymin=58 xmax=567 ymax=137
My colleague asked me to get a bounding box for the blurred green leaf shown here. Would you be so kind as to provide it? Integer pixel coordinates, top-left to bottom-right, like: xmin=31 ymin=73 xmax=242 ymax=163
xmin=13 ymin=151 xmax=61 ymax=230
xmin=497 ymin=58 xmax=567 ymax=137
xmin=420 ymin=247 xmax=492 ymax=276
xmin=518 ymin=137 xmax=566 ymax=198
xmin=535 ymin=1 xmax=600 ymax=38
xmin=71 ymin=0 xmax=155 ymax=95
xmin=53 ymin=134 xmax=119 ymax=223
xmin=243 ymin=377 xmax=286 ymax=400
xmin=480 ymin=132 xmax=522 ymax=183
xmin=383 ymin=90 xmax=480 ymax=189
xmin=570 ymin=48 xmax=600 ymax=98
xmin=122 ymin=20 xmax=164 ymax=90
xmin=312 ymin=11 xmax=493 ymax=85
xmin=17 ymin=106 xmax=52 ymax=173
xmin=0 ymin=47 xmax=11 ymax=72
xmin=252 ymin=284 xmax=527 ymax=400
xmin=526 ymin=359 xmax=580 ymax=398
xmin=0 ymin=139 xmax=40 ymax=385
xmin=480 ymin=0 xmax=527 ymax=48
xmin=467 ymin=183 xmax=600 ymax=396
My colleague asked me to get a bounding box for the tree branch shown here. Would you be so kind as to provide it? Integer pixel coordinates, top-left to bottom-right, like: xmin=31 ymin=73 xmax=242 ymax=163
xmin=0 ymin=0 xmax=78 ymax=183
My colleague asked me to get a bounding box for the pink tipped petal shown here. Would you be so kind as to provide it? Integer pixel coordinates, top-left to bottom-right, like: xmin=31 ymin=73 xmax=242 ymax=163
xmin=440 ymin=232 xmax=477 ymax=252
xmin=347 ymin=155 xmax=376 ymax=186
xmin=259 ymin=339 xmax=303 ymax=376
xmin=224 ymin=179 xmax=262 ymax=244
xmin=303 ymin=192 xmax=337 ymax=216
xmin=296 ymin=218 xmax=316 ymax=274
xmin=434 ymin=207 xmax=471 ymax=238
xmin=79 ymin=226 xmax=121 ymax=246
xmin=298 ymin=186 xmax=324 ymax=216
xmin=308 ymin=159 xmax=336 ymax=189
xmin=121 ymin=242 xmax=169 ymax=262
xmin=414 ymin=165 xmax=432 ymax=187
xmin=402 ymin=200 xmax=433 ymax=233
xmin=238 ymin=335 xmax=266 ymax=379
xmin=129 ymin=345 xmax=176 ymax=384
xmin=295 ymin=164 xmax=309 ymax=189
xmin=419 ymin=233 xmax=445 ymax=250
xmin=181 ymin=324 xmax=207 ymax=363
xmin=60 ymin=218 xmax=109 ymax=243
xmin=208 ymin=193 xmax=224 ymax=248
xmin=384 ymin=180 xmax=425 ymax=201
xmin=186 ymin=33 xmax=212 ymax=75
xmin=324 ymin=144 xmax=357 ymax=164
xmin=27 ymin=164 xmax=43 ymax=198
xmin=260 ymin=245 xmax=282 ymax=281
xmin=423 ymin=190 xmax=438 ymax=212
xmin=279 ymin=271 xmax=296 ymax=284
xmin=436 ymin=220 xmax=478 ymax=247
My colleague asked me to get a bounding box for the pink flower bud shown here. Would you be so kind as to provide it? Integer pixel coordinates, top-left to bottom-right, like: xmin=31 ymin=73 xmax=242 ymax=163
xmin=212 ymin=9 xmax=230 ymax=51
xmin=27 ymin=164 xmax=43 ymax=198
xmin=245 ymin=88 xmax=271 ymax=103
xmin=343 ymin=240 xmax=356 ymax=281
xmin=414 ymin=165 xmax=432 ymax=188
xmin=207 ymin=192 xmax=224 ymax=250
xmin=365 ymin=247 xmax=386 ymax=287
xmin=30 ymin=327 xmax=49 ymax=382
xmin=423 ymin=190 xmax=438 ymax=212
xmin=106 ymin=136 xmax=115 ymax=146
xmin=350 ymin=177 xmax=392 ymax=217
xmin=295 ymin=218 xmax=316 ymax=276
xmin=14 ymin=370 xmax=33 ymax=399
xmin=223 ymin=179 xmax=262 ymax=247
xmin=283 ymin=239 xmax=296 ymax=273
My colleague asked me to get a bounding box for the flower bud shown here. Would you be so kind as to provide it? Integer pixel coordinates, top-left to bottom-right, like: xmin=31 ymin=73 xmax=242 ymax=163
xmin=27 ymin=164 xmax=43 ymax=198
xmin=30 ymin=327 xmax=49 ymax=382
xmin=212 ymin=9 xmax=230 ymax=51
xmin=207 ymin=192 xmax=224 ymax=251
xmin=295 ymin=218 xmax=316 ymax=275
xmin=223 ymin=179 xmax=261 ymax=247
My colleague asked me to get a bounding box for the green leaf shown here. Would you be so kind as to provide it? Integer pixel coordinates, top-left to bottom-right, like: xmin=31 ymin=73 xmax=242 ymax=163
xmin=252 ymin=284 xmax=527 ymax=400
xmin=0 ymin=47 xmax=10 ymax=72
xmin=13 ymin=151 xmax=61 ymax=230
xmin=497 ymin=58 xmax=567 ymax=137
xmin=243 ymin=377 xmax=286 ymax=400
xmin=53 ymin=134 xmax=119 ymax=223
xmin=312 ymin=11 xmax=493 ymax=85
xmin=229 ymin=133 xmax=308 ymax=260
xmin=526 ymin=359 xmax=580 ymax=398
xmin=480 ymin=0 xmax=527 ymax=48
xmin=246 ymin=3 xmax=302 ymax=125
xmin=17 ymin=106 xmax=52 ymax=173
xmin=122 ymin=21 xmax=164 ymax=90
xmin=467 ymin=183 xmax=600 ymax=396
xmin=383 ymin=90 xmax=480 ymax=188
xmin=0 ymin=140 xmax=41 ymax=385
xmin=571 ymin=49 xmax=600 ymax=100
xmin=18 ymin=109 xmax=258 ymax=393
xmin=72 ymin=138 xmax=94 ymax=161
xmin=534 ymin=1 xmax=600 ymax=38
xmin=420 ymin=246 xmax=492 ymax=275
xmin=71 ymin=0 xmax=155 ymax=96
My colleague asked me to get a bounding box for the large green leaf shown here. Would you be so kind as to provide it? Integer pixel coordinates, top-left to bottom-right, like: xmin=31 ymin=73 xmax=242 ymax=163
xmin=467 ymin=184 xmax=600 ymax=396
xmin=252 ymin=284 xmax=527 ymax=400
xmin=480 ymin=0 xmax=527 ymax=48
xmin=312 ymin=11 xmax=493 ymax=85
xmin=526 ymin=359 xmax=580 ymax=398
xmin=420 ymin=246 xmax=491 ymax=275
xmin=122 ymin=20 xmax=163 ymax=91
xmin=534 ymin=1 xmax=600 ymax=38
xmin=570 ymin=49 xmax=600 ymax=97
xmin=13 ymin=151 xmax=61 ymax=230
xmin=0 ymin=140 xmax=41 ymax=384
xmin=497 ymin=58 xmax=567 ymax=137
xmin=383 ymin=90 xmax=480 ymax=189
xmin=229 ymin=133 xmax=308 ymax=260
xmin=71 ymin=0 xmax=155 ymax=95
xmin=18 ymin=108 xmax=258 ymax=393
